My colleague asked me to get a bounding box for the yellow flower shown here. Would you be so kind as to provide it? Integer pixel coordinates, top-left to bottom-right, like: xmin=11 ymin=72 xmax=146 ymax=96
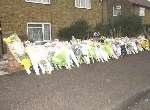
xmin=140 ymin=39 xmax=150 ymax=49
xmin=21 ymin=58 xmax=32 ymax=70
xmin=3 ymin=37 xmax=12 ymax=44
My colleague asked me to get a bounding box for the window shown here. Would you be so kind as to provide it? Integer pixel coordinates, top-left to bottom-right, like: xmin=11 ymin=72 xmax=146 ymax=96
xmin=75 ymin=0 xmax=91 ymax=9
xmin=113 ymin=4 xmax=121 ymax=16
xmin=25 ymin=0 xmax=50 ymax=4
xmin=27 ymin=23 xmax=51 ymax=42
xmin=139 ymin=7 xmax=145 ymax=16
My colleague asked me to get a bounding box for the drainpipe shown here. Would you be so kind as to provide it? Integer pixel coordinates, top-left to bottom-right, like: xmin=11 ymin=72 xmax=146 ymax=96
xmin=0 ymin=21 xmax=4 ymax=58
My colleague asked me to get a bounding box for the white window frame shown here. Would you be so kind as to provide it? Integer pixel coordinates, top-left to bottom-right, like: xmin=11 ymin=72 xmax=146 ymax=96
xmin=25 ymin=0 xmax=50 ymax=4
xmin=113 ymin=5 xmax=121 ymax=16
xmin=75 ymin=0 xmax=91 ymax=9
xmin=27 ymin=22 xmax=51 ymax=42
xmin=139 ymin=7 xmax=145 ymax=16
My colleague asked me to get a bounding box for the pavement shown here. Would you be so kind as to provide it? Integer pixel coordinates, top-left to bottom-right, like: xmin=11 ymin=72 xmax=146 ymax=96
xmin=0 ymin=51 xmax=150 ymax=110
xmin=126 ymin=91 xmax=150 ymax=110
xmin=0 ymin=56 xmax=8 ymax=75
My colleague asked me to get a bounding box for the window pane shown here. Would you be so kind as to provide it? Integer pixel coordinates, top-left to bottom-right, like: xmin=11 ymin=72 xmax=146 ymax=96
xmin=44 ymin=24 xmax=50 ymax=40
xmin=28 ymin=28 xmax=43 ymax=41
xmin=86 ymin=0 xmax=91 ymax=9
xmin=75 ymin=0 xmax=91 ymax=9
xmin=35 ymin=0 xmax=42 ymax=2
xmin=28 ymin=24 xmax=42 ymax=27
xmin=43 ymin=0 xmax=50 ymax=3
xmin=113 ymin=5 xmax=121 ymax=16
xmin=80 ymin=0 xmax=86 ymax=7
xmin=75 ymin=0 xmax=80 ymax=7
xmin=26 ymin=0 xmax=42 ymax=2
xmin=139 ymin=7 xmax=145 ymax=16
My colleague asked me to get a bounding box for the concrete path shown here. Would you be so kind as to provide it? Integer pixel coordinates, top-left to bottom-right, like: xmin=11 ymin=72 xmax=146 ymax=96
xmin=0 ymin=51 xmax=150 ymax=110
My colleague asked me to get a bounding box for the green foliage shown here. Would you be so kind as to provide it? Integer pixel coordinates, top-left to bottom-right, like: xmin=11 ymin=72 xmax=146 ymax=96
xmin=58 ymin=15 xmax=144 ymax=40
xmin=145 ymin=24 xmax=150 ymax=34
xmin=112 ymin=15 xmax=144 ymax=37
xmin=58 ymin=19 xmax=90 ymax=40
xmin=95 ymin=23 xmax=112 ymax=36
xmin=94 ymin=15 xmax=144 ymax=37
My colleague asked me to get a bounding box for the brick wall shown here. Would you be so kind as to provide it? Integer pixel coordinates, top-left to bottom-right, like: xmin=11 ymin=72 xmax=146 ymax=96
xmin=106 ymin=0 xmax=150 ymax=25
xmin=144 ymin=8 xmax=150 ymax=24
xmin=0 ymin=0 xmax=103 ymax=40
xmin=1 ymin=0 xmax=149 ymax=41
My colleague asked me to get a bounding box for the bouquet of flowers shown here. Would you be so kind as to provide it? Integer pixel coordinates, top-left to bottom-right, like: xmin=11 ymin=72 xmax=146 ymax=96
xmin=4 ymin=33 xmax=150 ymax=76
xmin=3 ymin=33 xmax=32 ymax=74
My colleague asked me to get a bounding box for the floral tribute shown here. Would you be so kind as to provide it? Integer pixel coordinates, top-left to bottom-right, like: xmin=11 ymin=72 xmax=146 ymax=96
xmin=3 ymin=33 xmax=32 ymax=74
xmin=3 ymin=33 xmax=150 ymax=75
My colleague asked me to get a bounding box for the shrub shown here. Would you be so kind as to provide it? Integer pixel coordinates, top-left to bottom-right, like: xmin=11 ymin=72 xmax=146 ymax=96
xmin=58 ymin=19 xmax=90 ymax=40
xmin=95 ymin=15 xmax=144 ymax=38
xmin=144 ymin=24 xmax=150 ymax=34
xmin=94 ymin=23 xmax=112 ymax=37
xmin=112 ymin=15 xmax=144 ymax=37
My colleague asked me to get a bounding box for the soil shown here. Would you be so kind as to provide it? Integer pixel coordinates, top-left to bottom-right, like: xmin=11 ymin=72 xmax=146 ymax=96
xmin=0 ymin=51 xmax=150 ymax=110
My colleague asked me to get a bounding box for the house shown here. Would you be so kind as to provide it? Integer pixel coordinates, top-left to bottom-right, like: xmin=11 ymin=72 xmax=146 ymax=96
xmin=0 ymin=0 xmax=150 ymax=43
xmin=0 ymin=0 xmax=104 ymax=42
xmin=106 ymin=0 xmax=150 ymax=26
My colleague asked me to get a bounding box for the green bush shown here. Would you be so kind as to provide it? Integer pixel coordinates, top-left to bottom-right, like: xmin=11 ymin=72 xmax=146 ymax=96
xmin=58 ymin=19 xmax=90 ymax=40
xmin=113 ymin=15 xmax=144 ymax=37
xmin=144 ymin=24 xmax=150 ymax=34
xmin=95 ymin=15 xmax=144 ymax=37
xmin=94 ymin=23 xmax=112 ymax=36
